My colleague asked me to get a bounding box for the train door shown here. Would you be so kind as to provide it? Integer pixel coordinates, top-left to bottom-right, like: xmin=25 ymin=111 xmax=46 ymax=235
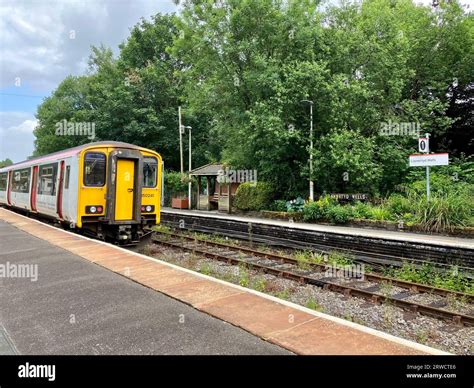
xmin=115 ymin=159 xmax=135 ymax=221
xmin=7 ymin=171 xmax=12 ymax=205
xmin=106 ymin=149 xmax=142 ymax=224
xmin=30 ymin=166 xmax=38 ymax=211
xmin=56 ymin=161 xmax=65 ymax=219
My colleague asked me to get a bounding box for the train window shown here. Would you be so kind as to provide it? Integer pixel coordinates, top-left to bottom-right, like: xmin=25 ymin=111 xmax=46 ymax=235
xmin=143 ymin=157 xmax=158 ymax=188
xmin=0 ymin=173 xmax=7 ymax=191
xmin=84 ymin=152 xmax=106 ymax=187
xmin=11 ymin=168 xmax=31 ymax=193
xmin=65 ymin=166 xmax=70 ymax=189
xmin=38 ymin=163 xmax=58 ymax=196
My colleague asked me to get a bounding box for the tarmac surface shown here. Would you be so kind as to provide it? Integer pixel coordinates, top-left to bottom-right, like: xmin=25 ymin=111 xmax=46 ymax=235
xmin=0 ymin=220 xmax=290 ymax=355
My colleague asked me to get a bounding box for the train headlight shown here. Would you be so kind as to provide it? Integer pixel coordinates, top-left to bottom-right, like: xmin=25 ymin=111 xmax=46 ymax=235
xmin=86 ymin=205 xmax=103 ymax=214
xmin=141 ymin=205 xmax=154 ymax=213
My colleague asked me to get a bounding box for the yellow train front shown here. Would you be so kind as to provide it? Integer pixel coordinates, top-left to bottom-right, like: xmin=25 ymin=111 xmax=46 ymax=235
xmin=0 ymin=141 xmax=162 ymax=244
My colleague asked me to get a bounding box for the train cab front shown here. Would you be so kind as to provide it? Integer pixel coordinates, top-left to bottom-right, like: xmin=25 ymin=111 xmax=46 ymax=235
xmin=78 ymin=145 xmax=161 ymax=244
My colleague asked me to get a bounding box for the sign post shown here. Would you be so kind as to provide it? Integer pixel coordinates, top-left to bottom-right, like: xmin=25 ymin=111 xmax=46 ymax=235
xmin=409 ymin=134 xmax=449 ymax=202
xmin=422 ymin=134 xmax=430 ymax=200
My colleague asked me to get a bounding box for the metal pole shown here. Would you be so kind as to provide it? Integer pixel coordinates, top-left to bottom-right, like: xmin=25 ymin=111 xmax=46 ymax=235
xmin=426 ymin=133 xmax=430 ymax=201
xmin=161 ymin=160 xmax=165 ymax=207
xmin=179 ymin=106 xmax=183 ymax=174
xmin=188 ymin=127 xmax=192 ymax=209
xmin=309 ymin=102 xmax=314 ymax=201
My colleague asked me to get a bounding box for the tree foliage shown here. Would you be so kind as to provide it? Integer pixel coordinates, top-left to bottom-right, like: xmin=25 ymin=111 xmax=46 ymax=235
xmin=33 ymin=0 xmax=473 ymax=198
xmin=0 ymin=158 xmax=13 ymax=168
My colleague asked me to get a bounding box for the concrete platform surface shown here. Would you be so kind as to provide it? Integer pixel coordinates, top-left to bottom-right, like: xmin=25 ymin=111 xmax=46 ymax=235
xmin=162 ymin=208 xmax=474 ymax=249
xmin=0 ymin=220 xmax=289 ymax=355
xmin=0 ymin=208 xmax=449 ymax=355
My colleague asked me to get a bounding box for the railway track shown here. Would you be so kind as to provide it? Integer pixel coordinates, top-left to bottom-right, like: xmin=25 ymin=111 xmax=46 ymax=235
xmin=152 ymin=230 xmax=474 ymax=327
xmin=161 ymin=212 xmax=474 ymax=273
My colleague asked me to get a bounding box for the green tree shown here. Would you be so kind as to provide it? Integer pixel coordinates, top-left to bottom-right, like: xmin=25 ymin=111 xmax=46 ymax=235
xmin=0 ymin=158 xmax=13 ymax=168
xmin=32 ymin=0 xmax=473 ymax=199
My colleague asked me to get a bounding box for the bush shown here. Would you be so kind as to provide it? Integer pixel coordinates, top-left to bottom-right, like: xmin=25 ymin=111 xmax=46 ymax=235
xmin=326 ymin=205 xmax=353 ymax=224
xmin=368 ymin=207 xmax=392 ymax=221
xmin=234 ymin=182 xmax=274 ymax=211
xmin=271 ymin=200 xmax=287 ymax=212
xmin=352 ymin=201 xmax=372 ymax=219
xmin=386 ymin=194 xmax=414 ymax=216
xmin=413 ymin=191 xmax=473 ymax=232
xmin=302 ymin=195 xmax=336 ymax=222
xmin=286 ymin=197 xmax=305 ymax=212
xmin=164 ymin=171 xmax=191 ymax=199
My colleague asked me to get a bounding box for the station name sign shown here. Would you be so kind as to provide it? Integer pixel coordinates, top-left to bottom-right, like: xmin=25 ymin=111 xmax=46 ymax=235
xmin=409 ymin=153 xmax=449 ymax=167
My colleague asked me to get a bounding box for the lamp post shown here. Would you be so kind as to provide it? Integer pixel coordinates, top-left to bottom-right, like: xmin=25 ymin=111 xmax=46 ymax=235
xmin=179 ymin=106 xmax=183 ymax=173
xmin=182 ymin=125 xmax=193 ymax=209
xmin=301 ymin=99 xmax=314 ymax=201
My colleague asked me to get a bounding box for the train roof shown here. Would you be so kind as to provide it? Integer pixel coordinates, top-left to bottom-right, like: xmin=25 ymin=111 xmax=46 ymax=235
xmin=0 ymin=141 xmax=159 ymax=172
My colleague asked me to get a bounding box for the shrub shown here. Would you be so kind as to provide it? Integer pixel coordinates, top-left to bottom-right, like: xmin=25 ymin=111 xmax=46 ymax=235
xmin=369 ymin=207 xmax=392 ymax=221
xmin=165 ymin=171 xmax=190 ymax=196
xmin=386 ymin=194 xmax=414 ymax=216
xmin=271 ymin=200 xmax=287 ymax=212
xmin=234 ymin=182 xmax=274 ymax=211
xmin=413 ymin=191 xmax=472 ymax=232
xmin=326 ymin=205 xmax=353 ymax=224
xmin=352 ymin=201 xmax=372 ymax=219
xmin=302 ymin=195 xmax=336 ymax=222
xmin=286 ymin=197 xmax=305 ymax=212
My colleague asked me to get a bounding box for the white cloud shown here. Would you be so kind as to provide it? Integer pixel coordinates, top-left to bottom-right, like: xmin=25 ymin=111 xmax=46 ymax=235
xmin=11 ymin=119 xmax=38 ymax=134
xmin=0 ymin=112 xmax=37 ymax=162
xmin=0 ymin=0 xmax=178 ymax=91
xmin=0 ymin=0 xmax=178 ymax=160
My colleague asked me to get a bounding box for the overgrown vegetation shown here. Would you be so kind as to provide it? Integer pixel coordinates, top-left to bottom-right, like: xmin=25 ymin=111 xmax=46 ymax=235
xmin=296 ymin=169 xmax=473 ymax=231
xmin=294 ymin=250 xmax=354 ymax=267
xmin=164 ymin=171 xmax=193 ymax=197
xmin=384 ymin=262 xmax=474 ymax=294
xmin=234 ymin=182 xmax=274 ymax=211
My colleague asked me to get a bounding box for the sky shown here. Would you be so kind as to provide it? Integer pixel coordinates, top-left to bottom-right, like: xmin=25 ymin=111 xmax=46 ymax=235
xmin=0 ymin=0 xmax=472 ymax=163
xmin=0 ymin=0 xmax=178 ymax=162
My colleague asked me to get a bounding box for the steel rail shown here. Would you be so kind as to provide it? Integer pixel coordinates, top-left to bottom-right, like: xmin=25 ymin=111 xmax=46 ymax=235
xmin=152 ymin=231 xmax=474 ymax=326
xmin=161 ymin=217 xmax=474 ymax=274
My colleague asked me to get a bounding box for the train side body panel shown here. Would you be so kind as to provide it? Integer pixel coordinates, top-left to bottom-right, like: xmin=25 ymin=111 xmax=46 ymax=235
xmin=0 ymin=141 xmax=162 ymax=243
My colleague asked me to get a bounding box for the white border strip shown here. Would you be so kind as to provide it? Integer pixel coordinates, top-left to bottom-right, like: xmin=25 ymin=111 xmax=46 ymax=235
xmin=0 ymin=208 xmax=451 ymax=355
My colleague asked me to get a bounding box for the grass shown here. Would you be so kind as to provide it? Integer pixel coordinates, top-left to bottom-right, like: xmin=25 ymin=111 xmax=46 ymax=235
xmin=327 ymin=251 xmax=354 ymax=266
xmin=238 ymin=264 xmax=250 ymax=287
xmin=275 ymin=289 xmax=291 ymax=300
xmin=199 ymin=263 xmax=213 ymax=276
xmin=153 ymin=225 xmax=172 ymax=233
xmin=415 ymin=329 xmax=428 ymax=344
xmin=446 ymin=294 xmax=468 ymax=311
xmin=305 ymin=297 xmax=323 ymax=311
xmin=252 ymin=277 xmax=267 ymax=292
xmin=380 ymin=281 xmax=394 ymax=298
xmin=193 ymin=231 xmax=235 ymax=245
xmin=384 ymin=262 xmax=474 ymax=294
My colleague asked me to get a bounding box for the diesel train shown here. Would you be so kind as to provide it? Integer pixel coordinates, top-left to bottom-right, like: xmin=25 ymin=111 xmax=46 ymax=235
xmin=0 ymin=141 xmax=162 ymax=243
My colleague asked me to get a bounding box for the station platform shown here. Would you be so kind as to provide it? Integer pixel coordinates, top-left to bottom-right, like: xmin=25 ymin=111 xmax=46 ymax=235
xmin=0 ymin=208 xmax=447 ymax=355
xmin=162 ymin=208 xmax=474 ymax=249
